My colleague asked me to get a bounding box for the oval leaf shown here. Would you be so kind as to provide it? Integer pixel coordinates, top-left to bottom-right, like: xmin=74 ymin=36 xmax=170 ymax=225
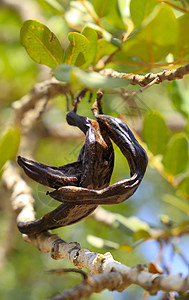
xmin=173 ymin=14 xmax=189 ymax=60
xmin=120 ymin=5 xmax=178 ymax=63
xmin=95 ymin=39 xmax=118 ymax=64
xmin=93 ymin=0 xmax=126 ymax=30
xmin=168 ymin=81 xmax=189 ymax=117
xmin=163 ymin=194 xmax=189 ymax=216
xmin=143 ymin=111 xmax=170 ymax=155
xmin=81 ymin=26 xmax=97 ymax=68
xmin=162 ymin=134 xmax=189 ymax=176
xmin=64 ymin=32 xmax=90 ymax=67
xmin=130 ymin=0 xmax=158 ymax=28
xmin=0 ymin=127 xmax=20 ymax=172
xmin=20 ymin=20 xmax=63 ymax=68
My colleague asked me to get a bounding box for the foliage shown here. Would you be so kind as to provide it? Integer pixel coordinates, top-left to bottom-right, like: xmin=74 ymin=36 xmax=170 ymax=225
xmin=0 ymin=0 xmax=189 ymax=300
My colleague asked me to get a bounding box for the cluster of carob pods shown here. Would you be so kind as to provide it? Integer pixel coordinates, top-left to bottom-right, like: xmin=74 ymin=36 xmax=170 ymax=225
xmin=17 ymin=104 xmax=148 ymax=235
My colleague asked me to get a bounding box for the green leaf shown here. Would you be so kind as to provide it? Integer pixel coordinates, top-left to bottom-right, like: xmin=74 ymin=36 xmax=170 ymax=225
xmin=93 ymin=0 xmax=126 ymax=30
xmin=133 ymin=229 xmax=151 ymax=242
xmin=37 ymin=0 xmax=64 ymax=15
xmin=168 ymin=81 xmax=189 ymax=117
xmin=143 ymin=111 xmax=171 ymax=155
xmin=120 ymin=5 xmax=178 ymax=63
xmin=185 ymin=117 xmax=189 ymax=135
xmin=163 ymin=194 xmax=189 ymax=216
xmin=53 ymin=64 xmax=129 ymax=90
xmin=83 ymin=23 xmax=122 ymax=47
xmin=173 ymin=14 xmax=189 ymax=60
xmin=81 ymin=26 xmax=97 ymax=68
xmin=117 ymin=0 xmax=128 ymax=24
xmin=0 ymin=127 xmax=20 ymax=172
xmin=114 ymin=215 xmax=150 ymax=233
xmin=64 ymin=32 xmax=90 ymax=67
xmin=95 ymin=39 xmax=119 ymax=64
xmin=130 ymin=0 xmax=158 ymax=28
xmin=64 ymin=26 xmax=97 ymax=68
xmin=178 ymin=176 xmax=189 ymax=198
xmin=162 ymin=134 xmax=189 ymax=176
xmin=20 ymin=20 xmax=63 ymax=68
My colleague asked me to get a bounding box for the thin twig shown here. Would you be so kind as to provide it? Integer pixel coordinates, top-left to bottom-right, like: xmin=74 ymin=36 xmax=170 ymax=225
xmin=46 ymin=268 xmax=88 ymax=280
xmin=121 ymin=77 xmax=159 ymax=97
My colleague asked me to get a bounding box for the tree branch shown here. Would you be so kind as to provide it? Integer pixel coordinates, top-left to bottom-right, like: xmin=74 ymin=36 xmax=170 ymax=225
xmin=12 ymin=78 xmax=71 ymax=125
xmin=99 ymin=63 xmax=189 ymax=87
xmin=2 ymin=162 xmax=189 ymax=299
xmin=47 ymin=269 xmax=189 ymax=300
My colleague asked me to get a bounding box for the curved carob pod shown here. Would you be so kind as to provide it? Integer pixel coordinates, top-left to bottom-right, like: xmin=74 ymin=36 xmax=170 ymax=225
xmin=17 ymin=112 xmax=114 ymax=234
xmin=49 ymin=114 xmax=148 ymax=205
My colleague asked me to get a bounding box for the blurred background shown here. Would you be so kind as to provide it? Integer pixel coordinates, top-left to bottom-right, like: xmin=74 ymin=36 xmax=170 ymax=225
xmin=0 ymin=0 xmax=189 ymax=299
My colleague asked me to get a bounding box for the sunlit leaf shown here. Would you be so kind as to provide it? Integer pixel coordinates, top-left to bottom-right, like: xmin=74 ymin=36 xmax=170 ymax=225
xmin=114 ymin=215 xmax=150 ymax=233
xmin=130 ymin=0 xmax=158 ymax=28
xmin=64 ymin=32 xmax=90 ymax=67
xmin=65 ymin=1 xmax=97 ymax=30
xmin=95 ymin=39 xmax=119 ymax=64
xmin=168 ymin=81 xmax=189 ymax=117
xmin=119 ymin=5 xmax=178 ymax=63
xmin=37 ymin=0 xmax=64 ymax=15
xmin=0 ymin=127 xmax=20 ymax=172
xmin=93 ymin=0 xmax=126 ymax=30
xmin=163 ymin=194 xmax=189 ymax=216
xmin=143 ymin=111 xmax=171 ymax=155
xmin=117 ymin=0 xmax=129 ymax=24
xmin=20 ymin=20 xmax=63 ymax=68
xmin=173 ymin=14 xmax=189 ymax=60
xmin=162 ymin=134 xmax=189 ymax=175
xmin=81 ymin=26 xmax=97 ymax=68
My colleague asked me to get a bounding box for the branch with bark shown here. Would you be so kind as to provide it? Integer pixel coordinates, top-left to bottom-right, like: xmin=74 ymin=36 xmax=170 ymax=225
xmin=2 ymin=161 xmax=189 ymax=299
xmin=2 ymin=162 xmax=189 ymax=299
